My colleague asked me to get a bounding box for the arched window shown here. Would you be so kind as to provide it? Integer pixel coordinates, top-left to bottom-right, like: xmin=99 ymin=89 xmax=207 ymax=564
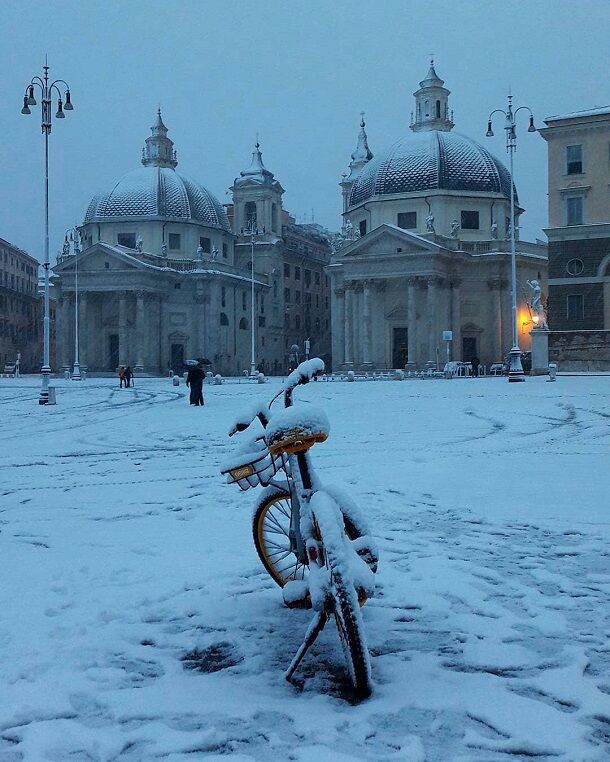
xmin=424 ymin=99 xmax=429 ymax=117
xmin=239 ymin=317 xmax=248 ymax=330
xmin=272 ymin=203 xmax=277 ymax=233
xmin=242 ymin=290 xmax=247 ymax=310
xmin=221 ymin=286 xmax=226 ymax=308
xmin=245 ymin=201 xmax=257 ymax=228
xmin=220 ymin=312 xmax=229 ymax=326
xmin=436 ymin=100 xmax=441 ymax=119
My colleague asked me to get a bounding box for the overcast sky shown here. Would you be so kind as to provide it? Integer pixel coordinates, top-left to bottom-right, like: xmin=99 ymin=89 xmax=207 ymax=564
xmin=1 ymin=0 xmax=609 ymax=261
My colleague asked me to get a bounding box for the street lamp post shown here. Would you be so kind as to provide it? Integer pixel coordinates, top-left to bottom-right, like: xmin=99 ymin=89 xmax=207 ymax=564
xmin=64 ymin=228 xmax=82 ymax=380
xmin=21 ymin=60 xmax=74 ymax=403
xmin=486 ymin=95 xmax=536 ymax=383
xmin=245 ymin=218 xmax=260 ymax=376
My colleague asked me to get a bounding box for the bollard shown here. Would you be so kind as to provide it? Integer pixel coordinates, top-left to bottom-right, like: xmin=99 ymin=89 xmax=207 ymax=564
xmin=548 ymin=362 xmax=557 ymax=382
xmin=64 ymin=370 xmax=70 ymax=380
xmin=393 ymin=369 xmax=404 ymax=381
xmin=214 ymin=373 xmax=223 ymax=385
xmin=347 ymin=370 xmax=355 ymax=382
xmin=47 ymin=387 xmax=57 ymax=405
xmin=257 ymin=372 xmax=266 ymax=384
xmin=172 ymin=374 xmax=180 ymax=386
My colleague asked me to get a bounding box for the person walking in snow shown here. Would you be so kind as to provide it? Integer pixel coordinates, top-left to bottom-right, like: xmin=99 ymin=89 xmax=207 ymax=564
xmin=125 ymin=366 xmax=133 ymax=387
xmin=471 ymin=356 xmax=480 ymax=378
xmin=118 ymin=366 xmax=127 ymax=388
xmin=186 ymin=362 xmax=205 ymax=406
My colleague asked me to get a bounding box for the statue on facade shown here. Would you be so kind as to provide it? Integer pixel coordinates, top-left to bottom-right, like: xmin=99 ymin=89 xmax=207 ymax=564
xmin=426 ymin=213 xmax=435 ymax=233
xmin=211 ymin=245 xmax=219 ymax=262
xmin=161 ymin=243 xmax=168 ymax=257
xmin=136 ymin=235 xmax=143 ymax=253
xmin=450 ymin=219 xmax=460 ymax=238
xmin=527 ymin=279 xmax=548 ymax=329
xmin=62 ymin=235 xmax=70 ymax=257
xmin=491 ymin=221 xmax=498 ymax=240
xmin=344 ymin=219 xmax=354 ymax=239
xmin=505 ymin=219 xmax=512 ymax=240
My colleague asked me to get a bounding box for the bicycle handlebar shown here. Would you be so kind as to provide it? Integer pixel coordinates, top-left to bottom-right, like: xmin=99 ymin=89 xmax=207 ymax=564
xmin=228 ymin=358 xmax=325 ymax=434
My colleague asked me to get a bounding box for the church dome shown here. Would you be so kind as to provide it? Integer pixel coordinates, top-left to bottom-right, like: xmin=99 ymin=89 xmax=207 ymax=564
xmin=349 ymin=130 xmax=515 ymax=207
xmin=84 ymin=110 xmax=231 ymax=232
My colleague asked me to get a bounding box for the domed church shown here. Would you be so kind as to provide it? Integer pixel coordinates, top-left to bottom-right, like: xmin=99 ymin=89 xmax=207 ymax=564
xmin=52 ymin=111 xmax=333 ymax=375
xmin=329 ymin=62 xmax=547 ymax=370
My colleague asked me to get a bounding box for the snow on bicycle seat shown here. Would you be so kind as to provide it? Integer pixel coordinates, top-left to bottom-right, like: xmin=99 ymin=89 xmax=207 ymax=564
xmin=265 ymin=405 xmax=330 ymax=456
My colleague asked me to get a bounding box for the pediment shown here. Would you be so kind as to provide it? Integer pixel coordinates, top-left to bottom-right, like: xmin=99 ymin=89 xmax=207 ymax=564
xmin=54 ymin=243 xmax=148 ymax=274
xmin=340 ymin=224 xmax=445 ymax=259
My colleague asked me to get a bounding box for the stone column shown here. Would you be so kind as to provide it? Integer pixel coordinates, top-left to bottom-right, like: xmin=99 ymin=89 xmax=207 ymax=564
xmin=426 ymin=276 xmax=438 ymax=366
xmin=344 ymin=282 xmax=354 ymax=367
xmin=332 ymin=287 xmax=345 ymax=368
xmin=118 ymin=291 xmax=128 ymax=368
xmin=449 ymin=279 xmax=460 ymax=360
xmin=57 ymin=296 xmax=70 ymax=369
xmin=79 ymin=292 xmax=87 ymax=370
xmin=487 ymin=278 xmax=503 ymax=364
xmin=372 ymin=280 xmax=386 ymax=367
xmin=362 ymin=280 xmax=372 ymax=366
xmin=135 ymin=290 xmax=145 ymax=371
xmin=353 ymin=282 xmax=363 ymax=366
xmin=407 ymin=277 xmax=418 ymax=369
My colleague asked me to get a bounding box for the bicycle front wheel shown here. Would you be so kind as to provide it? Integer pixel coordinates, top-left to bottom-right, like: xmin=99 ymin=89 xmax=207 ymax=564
xmin=310 ymin=492 xmax=372 ymax=699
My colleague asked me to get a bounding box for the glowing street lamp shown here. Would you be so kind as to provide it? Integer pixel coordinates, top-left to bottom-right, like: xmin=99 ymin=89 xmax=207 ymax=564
xmin=486 ymin=94 xmax=536 ymax=383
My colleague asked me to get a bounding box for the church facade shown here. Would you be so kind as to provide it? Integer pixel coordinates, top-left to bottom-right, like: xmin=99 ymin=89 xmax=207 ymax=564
xmin=330 ymin=63 xmax=547 ymax=369
xmin=52 ymin=112 xmax=331 ymax=376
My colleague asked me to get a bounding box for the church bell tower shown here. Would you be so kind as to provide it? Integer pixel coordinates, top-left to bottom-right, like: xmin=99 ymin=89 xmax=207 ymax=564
xmin=410 ymin=60 xmax=454 ymax=133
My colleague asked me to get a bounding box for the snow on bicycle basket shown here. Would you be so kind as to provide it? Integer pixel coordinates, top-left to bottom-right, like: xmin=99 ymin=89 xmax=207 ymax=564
xmin=222 ymin=435 xmax=280 ymax=491
xmin=265 ymin=404 xmax=330 ymax=456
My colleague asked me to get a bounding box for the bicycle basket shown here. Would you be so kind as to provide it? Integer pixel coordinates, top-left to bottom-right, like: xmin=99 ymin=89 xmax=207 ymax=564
xmin=265 ymin=405 xmax=330 ymax=456
xmin=222 ymin=436 xmax=280 ymax=491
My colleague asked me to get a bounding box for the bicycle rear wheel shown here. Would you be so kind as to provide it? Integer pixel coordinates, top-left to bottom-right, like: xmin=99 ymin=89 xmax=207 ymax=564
xmin=310 ymin=492 xmax=372 ymax=698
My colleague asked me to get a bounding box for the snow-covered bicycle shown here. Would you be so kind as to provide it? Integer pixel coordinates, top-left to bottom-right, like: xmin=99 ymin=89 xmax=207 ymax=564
xmin=222 ymin=358 xmax=379 ymax=698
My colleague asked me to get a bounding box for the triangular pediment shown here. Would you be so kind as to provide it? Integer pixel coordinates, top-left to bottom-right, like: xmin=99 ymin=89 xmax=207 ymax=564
xmin=339 ymin=224 xmax=446 ymax=259
xmin=53 ymin=242 xmax=151 ymax=274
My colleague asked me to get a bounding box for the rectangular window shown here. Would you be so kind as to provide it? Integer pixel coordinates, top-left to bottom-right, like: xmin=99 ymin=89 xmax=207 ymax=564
xmin=359 ymin=220 xmax=367 ymax=237
xmin=460 ymin=210 xmax=480 ymax=229
xmin=284 ymin=263 xmax=290 ymax=278
xmin=566 ymin=144 xmax=583 ymax=175
xmin=284 ymin=287 xmax=291 ymax=302
xmin=566 ymin=196 xmax=583 ymax=226
xmin=304 ymin=269 xmax=311 ymax=286
xmin=222 ymin=242 xmax=228 ymax=259
xmin=168 ymin=233 xmax=181 ymax=250
xmin=242 ymin=291 xmax=246 ymax=311
xmin=295 ymin=291 xmax=301 ymax=304
xmin=295 ymin=266 xmax=301 ymax=281
xmin=397 ymin=212 xmax=417 ymax=229
xmin=315 ymin=272 xmax=320 ymax=285
xmin=566 ymin=293 xmax=584 ymax=320
xmin=117 ymin=233 xmax=136 ymax=248
xmin=199 ymin=236 xmax=211 ymax=253
xmin=221 ymin=286 xmax=226 ymax=308
xmin=295 ymin=314 xmax=301 ymax=329
xmin=258 ymin=315 xmax=266 ymax=328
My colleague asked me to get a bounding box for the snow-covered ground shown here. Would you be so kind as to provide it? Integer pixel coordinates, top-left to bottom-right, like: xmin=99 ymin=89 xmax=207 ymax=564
xmin=1 ymin=374 xmax=609 ymax=761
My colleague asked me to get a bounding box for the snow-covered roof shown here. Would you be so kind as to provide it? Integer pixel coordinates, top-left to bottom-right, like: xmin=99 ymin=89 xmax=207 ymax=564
xmin=349 ymin=130 xmax=515 ymax=207
xmin=545 ymin=106 xmax=610 ymax=123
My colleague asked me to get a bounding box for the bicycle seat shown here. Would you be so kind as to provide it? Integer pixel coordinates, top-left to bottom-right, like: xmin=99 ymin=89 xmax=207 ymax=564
xmin=265 ymin=405 xmax=330 ymax=456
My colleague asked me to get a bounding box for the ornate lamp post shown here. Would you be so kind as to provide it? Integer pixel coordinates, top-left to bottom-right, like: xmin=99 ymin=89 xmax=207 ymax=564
xmin=63 ymin=227 xmax=82 ymax=380
xmin=245 ymin=217 xmax=261 ymax=376
xmin=486 ymin=95 xmax=536 ymax=382
xmin=21 ymin=60 xmax=74 ymax=403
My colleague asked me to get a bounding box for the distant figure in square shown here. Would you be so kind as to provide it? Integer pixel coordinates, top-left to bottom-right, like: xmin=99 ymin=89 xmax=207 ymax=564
xmin=471 ymin=356 xmax=480 ymax=377
xmin=125 ymin=366 xmax=133 ymax=387
xmin=118 ymin=366 xmax=127 ymax=388
xmin=186 ymin=362 xmax=205 ymax=406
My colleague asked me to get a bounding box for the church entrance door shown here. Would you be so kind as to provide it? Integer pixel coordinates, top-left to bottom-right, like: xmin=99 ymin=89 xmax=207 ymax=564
xmin=108 ymin=334 xmax=119 ymax=371
xmin=462 ymin=337 xmax=477 ymax=363
xmin=392 ymin=327 xmax=408 ymax=368
xmin=170 ymin=343 xmax=185 ymax=374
